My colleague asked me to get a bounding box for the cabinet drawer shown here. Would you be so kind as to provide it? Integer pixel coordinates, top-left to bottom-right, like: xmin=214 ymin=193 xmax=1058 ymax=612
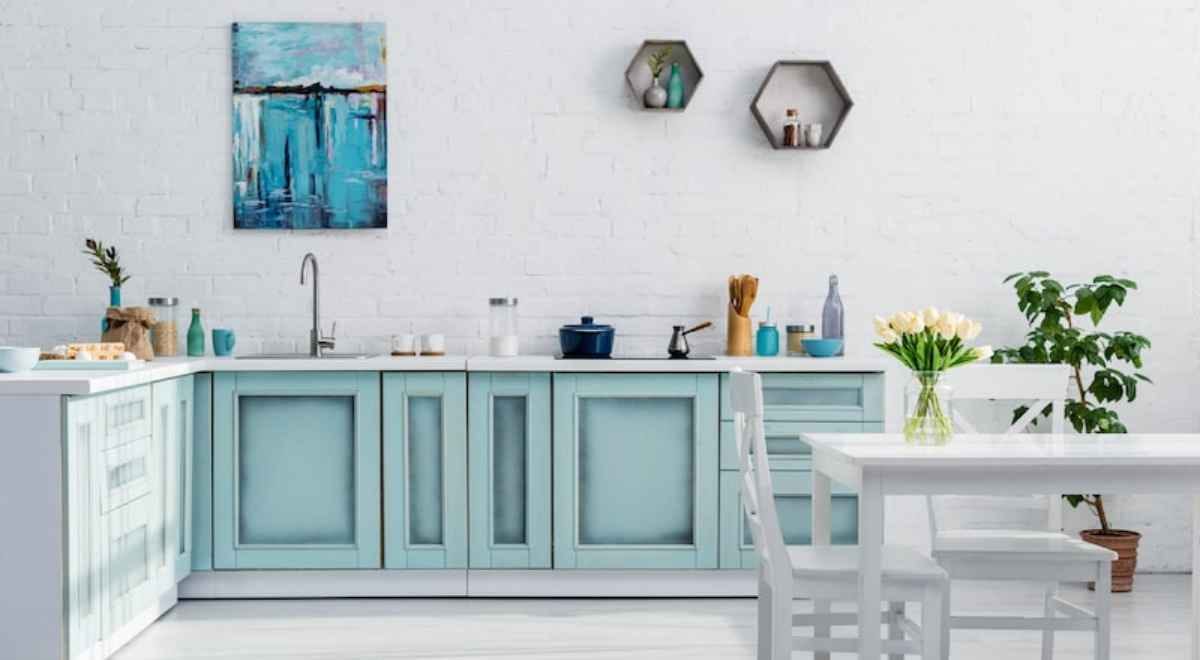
xmin=102 ymin=434 xmax=152 ymax=512
xmin=719 ymin=420 xmax=882 ymax=471
xmin=101 ymin=385 xmax=153 ymax=448
xmin=103 ymin=496 xmax=158 ymax=636
xmin=720 ymin=373 xmax=883 ymax=422
xmin=718 ymin=469 xmax=858 ymax=569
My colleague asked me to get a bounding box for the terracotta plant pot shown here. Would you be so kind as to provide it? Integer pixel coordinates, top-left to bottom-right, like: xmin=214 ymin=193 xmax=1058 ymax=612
xmin=1080 ymin=529 xmax=1142 ymax=592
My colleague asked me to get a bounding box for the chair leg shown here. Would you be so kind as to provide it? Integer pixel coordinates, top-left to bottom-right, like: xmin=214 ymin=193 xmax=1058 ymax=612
xmin=756 ymin=578 xmax=775 ymax=660
xmin=922 ymin=583 xmax=944 ymax=660
xmin=1041 ymin=583 xmax=1057 ymax=660
xmin=888 ymin=601 xmax=905 ymax=660
xmin=940 ymin=582 xmax=951 ymax=660
xmin=1095 ymin=563 xmax=1111 ymax=660
xmin=814 ymin=598 xmax=831 ymax=660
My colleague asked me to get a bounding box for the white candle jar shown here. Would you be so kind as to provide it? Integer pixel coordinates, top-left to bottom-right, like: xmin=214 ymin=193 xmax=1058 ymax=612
xmin=488 ymin=297 xmax=519 ymax=357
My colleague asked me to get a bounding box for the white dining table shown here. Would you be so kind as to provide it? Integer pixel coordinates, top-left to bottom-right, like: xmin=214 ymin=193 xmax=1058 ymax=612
xmin=803 ymin=432 xmax=1200 ymax=660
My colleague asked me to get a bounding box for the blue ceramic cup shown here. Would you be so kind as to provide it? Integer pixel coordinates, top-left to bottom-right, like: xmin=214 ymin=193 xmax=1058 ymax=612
xmin=212 ymin=328 xmax=236 ymax=357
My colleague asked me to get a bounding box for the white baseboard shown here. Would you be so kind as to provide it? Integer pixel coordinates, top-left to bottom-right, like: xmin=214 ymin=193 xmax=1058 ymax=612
xmin=467 ymin=569 xmax=757 ymax=597
xmin=100 ymin=586 xmax=178 ymax=658
xmin=179 ymin=570 xmax=468 ymax=598
xmin=178 ymin=569 xmax=758 ymax=599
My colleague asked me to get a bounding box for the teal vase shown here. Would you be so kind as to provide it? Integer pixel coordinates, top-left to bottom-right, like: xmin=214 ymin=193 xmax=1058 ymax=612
xmin=666 ymin=62 xmax=684 ymax=109
xmin=102 ymin=285 xmax=121 ymax=332
xmin=187 ymin=308 xmax=205 ymax=357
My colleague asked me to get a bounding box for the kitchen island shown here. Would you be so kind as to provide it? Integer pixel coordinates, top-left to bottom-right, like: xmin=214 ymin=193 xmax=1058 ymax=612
xmin=0 ymin=354 xmax=887 ymax=660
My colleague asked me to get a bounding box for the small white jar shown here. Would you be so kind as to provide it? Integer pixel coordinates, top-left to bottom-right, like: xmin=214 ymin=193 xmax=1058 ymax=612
xmin=488 ymin=297 xmax=519 ymax=357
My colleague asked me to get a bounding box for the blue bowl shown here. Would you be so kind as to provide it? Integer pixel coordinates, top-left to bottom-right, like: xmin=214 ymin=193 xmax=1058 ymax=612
xmin=801 ymin=338 xmax=843 ymax=358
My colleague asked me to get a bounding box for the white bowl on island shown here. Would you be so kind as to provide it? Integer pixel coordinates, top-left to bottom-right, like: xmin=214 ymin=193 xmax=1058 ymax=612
xmin=0 ymin=347 xmax=40 ymax=373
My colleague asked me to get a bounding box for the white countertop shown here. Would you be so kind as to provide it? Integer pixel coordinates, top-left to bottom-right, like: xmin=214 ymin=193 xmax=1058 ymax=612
xmin=0 ymin=354 xmax=888 ymax=396
xmin=802 ymin=432 xmax=1200 ymax=467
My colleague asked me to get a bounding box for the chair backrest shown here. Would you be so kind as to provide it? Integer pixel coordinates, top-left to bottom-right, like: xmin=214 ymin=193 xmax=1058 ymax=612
xmin=730 ymin=370 xmax=791 ymax=588
xmin=927 ymin=363 xmax=1071 ymax=541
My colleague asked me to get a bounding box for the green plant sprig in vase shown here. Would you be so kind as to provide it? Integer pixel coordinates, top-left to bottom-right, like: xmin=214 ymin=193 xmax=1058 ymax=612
xmin=873 ymin=308 xmax=992 ymax=444
xmin=992 ymin=271 xmax=1151 ymax=591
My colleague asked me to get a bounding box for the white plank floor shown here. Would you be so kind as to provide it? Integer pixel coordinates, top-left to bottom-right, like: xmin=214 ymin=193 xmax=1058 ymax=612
xmin=115 ymin=575 xmax=1189 ymax=659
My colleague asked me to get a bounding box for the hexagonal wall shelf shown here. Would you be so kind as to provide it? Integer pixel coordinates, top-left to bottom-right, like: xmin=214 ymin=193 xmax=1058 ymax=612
xmin=624 ymin=40 xmax=703 ymax=112
xmin=751 ymin=61 xmax=853 ymax=149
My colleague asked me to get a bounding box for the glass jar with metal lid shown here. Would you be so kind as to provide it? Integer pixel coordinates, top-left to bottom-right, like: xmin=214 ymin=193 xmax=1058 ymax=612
xmin=786 ymin=324 xmax=816 ymax=356
xmin=489 ymin=297 xmax=519 ymax=357
xmin=148 ymin=297 xmax=180 ymax=357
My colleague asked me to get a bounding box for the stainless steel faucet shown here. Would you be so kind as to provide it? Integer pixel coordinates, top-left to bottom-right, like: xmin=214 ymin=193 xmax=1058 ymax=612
xmin=300 ymin=253 xmax=336 ymax=357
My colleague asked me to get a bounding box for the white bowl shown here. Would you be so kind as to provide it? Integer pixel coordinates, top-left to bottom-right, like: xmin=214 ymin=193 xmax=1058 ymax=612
xmin=0 ymin=347 xmax=40 ymax=373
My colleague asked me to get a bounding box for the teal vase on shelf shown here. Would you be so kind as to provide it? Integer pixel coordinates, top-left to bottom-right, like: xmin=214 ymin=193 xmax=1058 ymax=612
xmin=666 ymin=62 xmax=684 ymax=109
xmin=187 ymin=308 xmax=205 ymax=357
xmin=101 ymin=285 xmax=122 ymax=332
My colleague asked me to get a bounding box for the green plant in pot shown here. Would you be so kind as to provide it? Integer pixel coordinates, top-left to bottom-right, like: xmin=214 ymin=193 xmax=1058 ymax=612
xmin=992 ymin=271 xmax=1151 ymax=592
xmin=84 ymin=238 xmax=132 ymax=332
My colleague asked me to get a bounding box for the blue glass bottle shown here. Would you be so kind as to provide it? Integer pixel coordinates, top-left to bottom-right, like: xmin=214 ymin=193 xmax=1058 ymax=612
xmin=822 ymin=274 xmax=845 ymax=355
xmin=666 ymin=62 xmax=684 ymax=109
xmin=756 ymin=321 xmax=779 ymax=356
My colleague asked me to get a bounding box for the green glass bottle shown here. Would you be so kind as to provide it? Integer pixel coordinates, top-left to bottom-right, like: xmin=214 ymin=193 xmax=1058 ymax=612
xmin=187 ymin=307 xmax=205 ymax=357
xmin=666 ymin=62 xmax=684 ymax=109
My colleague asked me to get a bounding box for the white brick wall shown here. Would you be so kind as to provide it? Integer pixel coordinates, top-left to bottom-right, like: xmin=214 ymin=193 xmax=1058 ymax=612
xmin=2 ymin=0 xmax=1198 ymax=570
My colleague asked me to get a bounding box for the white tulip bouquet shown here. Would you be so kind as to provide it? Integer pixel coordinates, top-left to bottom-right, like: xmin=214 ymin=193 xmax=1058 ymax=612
xmin=873 ymin=307 xmax=992 ymax=443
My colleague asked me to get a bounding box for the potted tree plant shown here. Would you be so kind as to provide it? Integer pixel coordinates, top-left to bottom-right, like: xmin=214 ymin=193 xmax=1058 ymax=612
xmin=992 ymin=271 xmax=1151 ymax=592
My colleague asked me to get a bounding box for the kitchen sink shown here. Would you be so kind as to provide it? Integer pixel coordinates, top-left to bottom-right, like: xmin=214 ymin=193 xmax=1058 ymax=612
xmin=236 ymin=353 xmax=375 ymax=360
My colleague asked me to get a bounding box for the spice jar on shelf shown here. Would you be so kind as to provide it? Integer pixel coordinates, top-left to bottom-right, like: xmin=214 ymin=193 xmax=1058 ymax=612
xmin=782 ymin=108 xmax=801 ymax=147
xmin=147 ymin=297 xmax=180 ymax=357
xmin=786 ymin=324 xmax=816 ymax=356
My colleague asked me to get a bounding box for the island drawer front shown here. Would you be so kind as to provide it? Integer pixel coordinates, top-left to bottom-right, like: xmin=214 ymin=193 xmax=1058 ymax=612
xmin=718 ymin=469 xmax=858 ymax=569
xmin=719 ymin=420 xmax=883 ymax=471
xmin=102 ymin=434 xmax=152 ymax=512
xmin=719 ymin=373 xmax=883 ymax=423
xmin=101 ymin=385 xmax=153 ymax=448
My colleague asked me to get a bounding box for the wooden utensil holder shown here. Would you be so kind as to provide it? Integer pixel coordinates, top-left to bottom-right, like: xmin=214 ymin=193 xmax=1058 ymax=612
xmin=726 ymin=306 xmax=753 ymax=356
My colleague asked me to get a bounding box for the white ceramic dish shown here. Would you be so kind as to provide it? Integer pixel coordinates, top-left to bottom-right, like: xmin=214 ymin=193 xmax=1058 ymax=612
xmin=0 ymin=347 xmax=41 ymax=373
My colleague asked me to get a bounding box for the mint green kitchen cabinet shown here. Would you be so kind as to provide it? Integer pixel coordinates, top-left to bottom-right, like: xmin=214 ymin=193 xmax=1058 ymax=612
xmin=212 ymin=372 xmax=382 ymax=569
xmin=553 ymin=373 xmax=719 ymax=569
xmin=154 ymin=375 xmax=194 ymax=583
xmin=718 ymin=469 xmax=859 ymax=568
xmin=468 ymin=373 xmax=551 ymax=569
xmin=191 ymin=373 xmax=213 ymax=572
xmin=383 ymin=373 xmax=468 ymax=569
xmin=66 ymin=395 xmax=103 ymax=659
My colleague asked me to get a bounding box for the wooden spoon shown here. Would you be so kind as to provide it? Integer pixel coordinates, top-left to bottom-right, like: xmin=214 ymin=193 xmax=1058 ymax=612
xmin=739 ymin=275 xmax=758 ymax=317
xmin=728 ymin=275 xmax=739 ymax=312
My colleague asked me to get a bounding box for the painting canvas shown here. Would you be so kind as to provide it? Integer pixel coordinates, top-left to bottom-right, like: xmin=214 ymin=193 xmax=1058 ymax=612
xmin=232 ymin=22 xmax=387 ymax=229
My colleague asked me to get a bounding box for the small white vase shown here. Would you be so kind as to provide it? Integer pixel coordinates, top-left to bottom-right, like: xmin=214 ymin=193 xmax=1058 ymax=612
xmin=805 ymin=123 xmax=824 ymax=147
xmin=643 ymin=75 xmax=668 ymax=108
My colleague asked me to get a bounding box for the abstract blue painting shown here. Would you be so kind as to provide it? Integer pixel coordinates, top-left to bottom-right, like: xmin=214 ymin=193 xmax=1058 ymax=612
xmin=232 ymin=22 xmax=387 ymax=229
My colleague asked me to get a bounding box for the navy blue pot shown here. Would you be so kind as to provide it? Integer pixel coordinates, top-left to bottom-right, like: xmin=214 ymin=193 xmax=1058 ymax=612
xmin=559 ymin=316 xmax=615 ymax=358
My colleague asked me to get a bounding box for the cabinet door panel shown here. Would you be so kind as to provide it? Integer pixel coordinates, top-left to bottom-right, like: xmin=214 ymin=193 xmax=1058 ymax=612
xmin=173 ymin=376 xmax=195 ymax=581
xmin=102 ymin=435 xmax=152 ymax=512
xmin=718 ymin=470 xmax=858 ymax=569
xmin=101 ymin=386 xmax=153 ymax=447
xmin=553 ymin=374 xmax=719 ymax=569
xmin=103 ymin=496 xmax=157 ymax=636
xmin=383 ymin=373 xmax=467 ymax=569
xmin=468 ymin=373 xmax=551 ymax=569
xmin=66 ymin=397 xmax=103 ymax=658
xmin=213 ymin=372 xmax=381 ymax=569
xmin=719 ymin=373 xmax=884 ymax=422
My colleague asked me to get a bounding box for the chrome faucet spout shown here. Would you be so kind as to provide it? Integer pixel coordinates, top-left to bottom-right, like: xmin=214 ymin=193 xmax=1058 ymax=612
xmin=300 ymin=253 xmax=323 ymax=357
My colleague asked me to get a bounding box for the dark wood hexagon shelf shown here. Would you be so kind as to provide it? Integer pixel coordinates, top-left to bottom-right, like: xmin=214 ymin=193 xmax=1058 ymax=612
xmin=624 ymin=39 xmax=704 ymax=112
xmin=750 ymin=60 xmax=853 ymax=149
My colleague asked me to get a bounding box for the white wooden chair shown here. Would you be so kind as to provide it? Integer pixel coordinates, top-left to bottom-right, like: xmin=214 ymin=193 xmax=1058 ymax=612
xmin=731 ymin=369 xmax=948 ymax=659
xmin=930 ymin=364 xmax=1117 ymax=660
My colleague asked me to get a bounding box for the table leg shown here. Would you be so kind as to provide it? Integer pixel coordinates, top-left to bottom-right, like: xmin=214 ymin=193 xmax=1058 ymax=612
xmin=812 ymin=470 xmax=832 ymax=660
xmin=858 ymin=472 xmax=884 ymax=660
xmin=1193 ymin=496 xmax=1200 ymax=660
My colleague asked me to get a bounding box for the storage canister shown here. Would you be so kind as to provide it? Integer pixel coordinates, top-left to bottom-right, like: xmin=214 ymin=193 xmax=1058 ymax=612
xmin=489 ymin=297 xmax=519 ymax=357
xmin=786 ymin=324 xmax=816 ymax=356
xmin=147 ymin=297 xmax=180 ymax=357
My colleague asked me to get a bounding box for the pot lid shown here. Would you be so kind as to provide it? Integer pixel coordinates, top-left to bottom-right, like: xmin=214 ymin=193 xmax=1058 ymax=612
xmin=560 ymin=316 xmax=614 ymax=333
